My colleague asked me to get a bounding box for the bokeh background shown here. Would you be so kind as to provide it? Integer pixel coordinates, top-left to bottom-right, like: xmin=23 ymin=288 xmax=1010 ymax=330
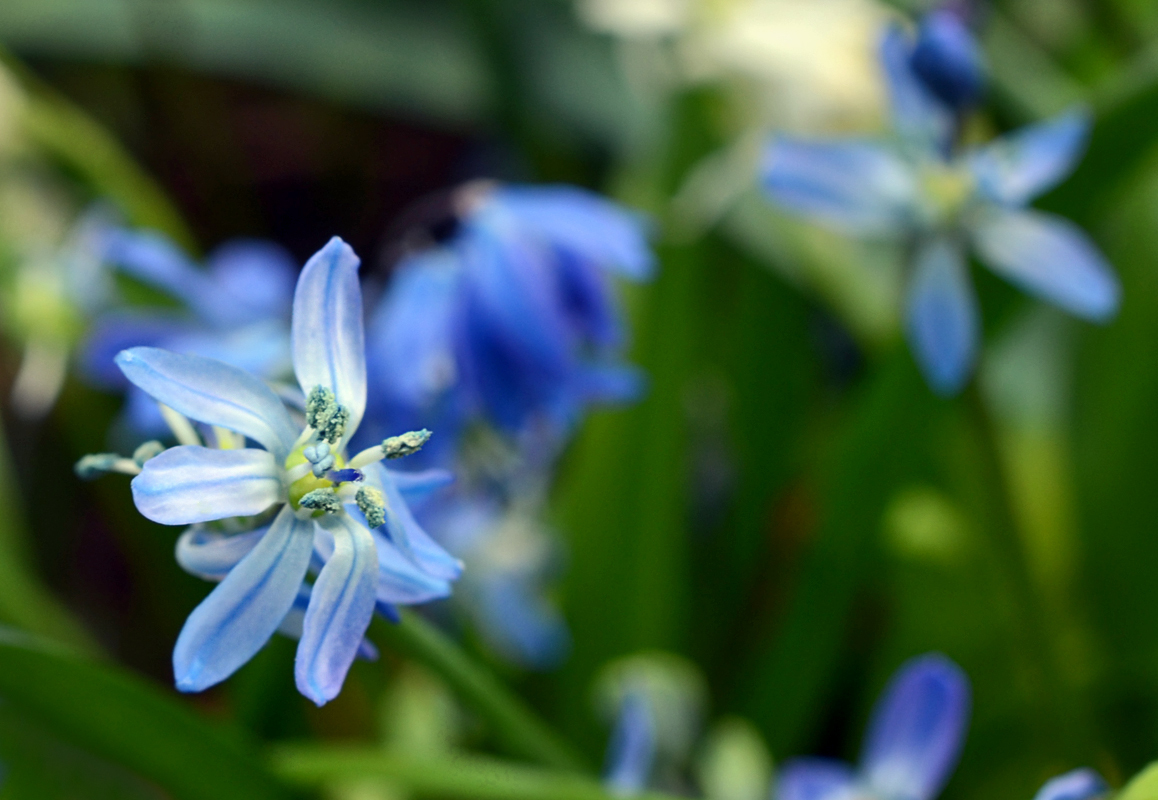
xmin=2 ymin=0 xmax=1158 ymax=798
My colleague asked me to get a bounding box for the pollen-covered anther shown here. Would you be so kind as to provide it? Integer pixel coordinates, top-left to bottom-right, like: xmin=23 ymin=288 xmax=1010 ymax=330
xmin=305 ymin=385 xmax=350 ymax=444
xmin=75 ymin=452 xmax=141 ymax=480
xmin=132 ymin=440 xmax=165 ymax=467
xmin=356 ymin=486 xmax=387 ymax=529
xmin=299 ymin=487 xmax=343 ymax=515
xmin=384 ymin=429 xmax=432 ymax=459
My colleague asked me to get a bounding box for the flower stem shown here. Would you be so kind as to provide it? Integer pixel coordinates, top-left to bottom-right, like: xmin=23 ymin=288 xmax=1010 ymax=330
xmin=372 ymin=611 xmax=587 ymax=772
xmin=269 ymin=745 xmax=674 ymax=800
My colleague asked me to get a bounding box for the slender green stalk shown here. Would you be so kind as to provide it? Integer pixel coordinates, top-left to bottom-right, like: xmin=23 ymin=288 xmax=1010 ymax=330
xmin=0 ymin=422 xmax=99 ymax=654
xmin=270 ymin=745 xmax=674 ymax=800
xmin=372 ymin=611 xmax=587 ymax=772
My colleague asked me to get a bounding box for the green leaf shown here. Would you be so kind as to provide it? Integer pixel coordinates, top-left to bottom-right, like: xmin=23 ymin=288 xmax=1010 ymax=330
xmin=1119 ymin=763 xmax=1158 ymax=800
xmin=0 ymin=629 xmax=289 ymax=800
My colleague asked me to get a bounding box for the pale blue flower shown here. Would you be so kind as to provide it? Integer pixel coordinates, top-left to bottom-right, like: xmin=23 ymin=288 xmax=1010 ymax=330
xmin=105 ymin=237 xmax=461 ymax=705
xmin=775 ymin=654 xmax=970 ymax=800
xmin=362 ymin=181 xmax=655 ymax=450
xmin=604 ymin=690 xmax=657 ymax=796
xmin=82 ymin=229 xmax=296 ymax=434
xmin=1032 ymin=769 xmax=1107 ymax=800
xmin=762 ymin=18 xmax=1119 ymax=394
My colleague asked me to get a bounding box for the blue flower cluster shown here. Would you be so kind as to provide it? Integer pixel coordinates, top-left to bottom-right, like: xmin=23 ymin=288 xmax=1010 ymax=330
xmin=761 ymin=10 xmax=1120 ymax=394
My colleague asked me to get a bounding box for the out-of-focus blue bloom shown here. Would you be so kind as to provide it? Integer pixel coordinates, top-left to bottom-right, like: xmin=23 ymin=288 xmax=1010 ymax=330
xmin=94 ymin=237 xmax=461 ymax=705
xmin=363 ymin=181 xmax=655 ymax=450
xmin=909 ymin=9 xmax=985 ymax=112
xmin=775 ymin=653 xmax=970 ymax=800
xmin=82 ymin=229 xmax=296 ymax=435
xmin=604 ymin=690 xmax=657 ymax=796
xmin=762 ymin=17 xmax=1119 ymax=395
xmin=425 ymin=492 xmax=570 ymax=668
xmin=1032 ymin=769 xmax=1107 ymax=800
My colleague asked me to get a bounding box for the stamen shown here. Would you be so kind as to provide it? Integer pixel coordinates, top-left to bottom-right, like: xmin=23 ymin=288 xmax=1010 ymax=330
xmin=285 ymin=462 xmax=313 ymax=483
xmin=159 ymin=405 xmax=201 ymax=447
xmin=212 ymin=426 xmax=243 ymax=450
xmin=355 ymin=486 xmax=387 ymax=528
xmin=132 ymin=441 xmax=165 ymax=467
xmin=299 ymin=488 xmax=343 ymax=515
xmin=348 ymin=429 xmax=432 ymax=469
xmin=305 ymin=385 xmax=349 ymax=444
xmin=75 ymin=453 xmax=141 ymax=480
xmin=303 ymin=441 xmax=335 ymax=477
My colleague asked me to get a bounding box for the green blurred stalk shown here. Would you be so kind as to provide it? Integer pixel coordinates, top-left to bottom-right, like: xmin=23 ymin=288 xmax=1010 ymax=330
xmin=270 ymin=745 xmax=673 ymax=800
xmin=0 ymin=420 xmax=98 ymax=654
xmin=372 ymin=611 xmax=587 ymax=772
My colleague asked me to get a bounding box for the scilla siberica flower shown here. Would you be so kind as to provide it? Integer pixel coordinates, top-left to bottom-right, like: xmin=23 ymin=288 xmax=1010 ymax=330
xmin=362 ymin=181 xmax=655 ymax=450
xmin=1031 ymin=769 xmax=1108 ymax=800
xmin=761 ymin=13 xmax=1120 ymax=394
xmin=81 ymin=228 xmax=296 ymax=435
xmin=775 ymin=653 xmax=970 ymax=800
xmin=81 ymin=237 xmax=461 ymax=705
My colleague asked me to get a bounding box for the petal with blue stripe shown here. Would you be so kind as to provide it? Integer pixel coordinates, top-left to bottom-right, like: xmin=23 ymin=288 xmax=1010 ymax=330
xmin=776 ymin=759 xmax=857 ymax=800
xmin=906 ymin=238 xmax=978 ymax=396
xmin=116 ymin=347 xmax=299 ymax=459
xmin=176 ymin=525 xmax=266 ymax=581
xmin=296 ymin=514 xmax=378 ymax=705
xmin=292 ymin=237 xmax=367 ymax=443
xmin=131 ymin=445 xmax=282 ymax=525
xmin=971 ymin=209 xmax=1120 ymax=321
xmin=968 ymin=108 xmax=1091 ymax=206
xmin=1033 ymin=770 xmax=1107 ymax=800
xmin=172 ymin=505 xmax=314 ymax=692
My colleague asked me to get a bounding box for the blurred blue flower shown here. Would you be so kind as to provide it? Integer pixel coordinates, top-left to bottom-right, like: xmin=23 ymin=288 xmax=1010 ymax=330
xmin=1032 ymin=769 xmax=1107 ymax=800
xmin=604 ymin=689 xmax=657 ymax=796
xmin=762 ymin=17 xmax=1119 ymax=394
xmin=100 ymin=236 xmax=461 ymax=705
xmin=909 ymin=8 xmax=985 ymax=112
xmin=81 ymin=229 xmax=297 ymax=435
xmin=775 ymin=653 xmax=970 ymax=800
xmin=362 ymin=181 xmax=656 ymax=451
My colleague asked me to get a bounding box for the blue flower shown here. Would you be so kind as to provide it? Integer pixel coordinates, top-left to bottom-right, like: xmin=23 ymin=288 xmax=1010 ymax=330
xmin=81 ymin=229 xmax=296 ymax=435
xmin=98 ymin=237 xmax=461 ymax=705
xmin=604 ymin=690 xmax=657 ymax=796
xmin=761 ymin=18 xmax=1120 ymax=394
xmin=775 ymin=653 xmax=970 ymax=800
xmin=909 ymin=9 xmax=985 ymax=112
xmin=362 ymin=181 xmax=656 ymax=449
xmin=1032 ymin=769 xmax=1107 ymax=800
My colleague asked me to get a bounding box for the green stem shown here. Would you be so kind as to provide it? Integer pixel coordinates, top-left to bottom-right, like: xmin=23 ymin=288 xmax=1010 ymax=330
xmin=0 ymin=421 xmax=99 ymax=654
xmin=372 ymin=611 xmax=587 ymax=772
xmin=270 ymin=745 xmax=674 ymax=800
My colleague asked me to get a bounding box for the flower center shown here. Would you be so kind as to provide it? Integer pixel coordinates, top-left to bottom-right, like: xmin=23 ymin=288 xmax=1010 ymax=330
xmin=918 ymin=162 xmax=975 ymax=227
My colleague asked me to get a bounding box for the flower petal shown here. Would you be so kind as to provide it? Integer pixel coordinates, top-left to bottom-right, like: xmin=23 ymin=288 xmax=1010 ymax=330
xmin=1033 ymin=770 xmax=1107 ymax=800
xmin=131 ymin=445 xmax=282 ymax=525
xmin=176 ymin=526 xmax=266 ymax=581
xmin=81 ymin=313 xmax=191 ymax=389
xmin=277 ymin=584 xmax=380 ymax=662
xmin=375 ymin=464 xmax=463 ymax=581
xmin=172 ymin=506 xmax=314 ymax=692
xmin=971 ymin=209 xmax=1120 ymax=321
xmin=910 ymin=10 xmax=986 ymax=111
xmin=762 ymin=137 xmax=918 ymax=236
xmin=968 ymin=109 xmax=1090 ymax=207
xmin=205 ymin=239 xmax=297 ymax=327
xmin=906 ymin=238 xmax=978 ymax=396
xmin=880 ymin=23 xmax=953 ymax=150
xmin=296 ymin=514 xmax=378 ymax=705
xmin=292 ymin=237 xmax=367 ymax=442
xmin=776 ymin=758 xmax=858 ymax=800
xmin=315 ymin=517 xmax=452 ymax=605
xmin=104 ymin=228 xmax=214 ymax=312
xmin=488 ymin=184 xmax=656 ymax=281
xmin=116 ymin=347 xmax=299 ymax=459
xmin=603 ymin=690 xmax=656 ymax=795
xmin=389 ymin=468 xmax=455 ymax=504
xmin=860 ymin=653 xmax=971 ymax=800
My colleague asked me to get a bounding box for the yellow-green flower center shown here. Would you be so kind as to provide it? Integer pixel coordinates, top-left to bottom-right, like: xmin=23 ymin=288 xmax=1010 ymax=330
xmin=285 ymin=445 xmax=346 ymax=509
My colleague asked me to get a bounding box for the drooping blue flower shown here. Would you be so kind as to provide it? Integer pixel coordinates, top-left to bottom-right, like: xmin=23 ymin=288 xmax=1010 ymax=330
xmin=85 ymin=237 xmax=461 ymax=705
xmin=761 ymin=17 xmax=1119 ymax=395
xmin=775 ymin=653 xmax=971 ymax=800
xmin=909 ymin=8 xmax=985 ymax=112
xmin=604 ymin=689 xmax=657 ymax=796
xmin=81 ymin=229 xmax=296 ymax=435
xmin=1032 ymin=769 xmax=1107 ymax=800
xmin=362 ymin=181 xmax=656 ymax=450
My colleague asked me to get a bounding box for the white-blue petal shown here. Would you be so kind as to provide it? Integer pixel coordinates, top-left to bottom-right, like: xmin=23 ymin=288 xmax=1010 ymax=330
xmin=172 ymin=506 xmax=314 ymax=692
xmin=906 ymin=238 xmax=978 ymax=396
xmin=295 ymin=514 xmax=378 ymax=705
xmin=1033 ymin=770 xmax=1107 ymax=800
xmin=175 ymin=526 xmax=265 ymax=581
xmin=374 ymin=463 xmax=463 ymax=581
xmin=603 ymin=691 xmax=656 ymax=795
xmin=315 ymin=518 xmax=451 ymax=606
xmin=116 ymin=347 xmax=298 ymax=460
xmin=880 ymin=23 xmax=954 ymax=150
xmin=776 ymin=759 xmax=858 ymax=800
xmin=488 ymin=184 xmax=656 ymax=281
xmin=762 ymin=137 xmax=918 ymax=236
xmin=389 ymin=468 xmax=455 ymax=504
xmin=292 ymin=237 xmax=367 ymax=444
xmin=277 ymin=584 xmax=380 ymax=662
xmin=131 ymin=445 xmax=282 ymax=525
xmin=968 ymin=108 xmax=1091 ymax=207
xmin=104 ymin=229 xmax=215 ymax=314
xmin=971 ymin=209 xmax=1120 ymax=321
xmin=860 ymin=653 xmax=971 ymax=800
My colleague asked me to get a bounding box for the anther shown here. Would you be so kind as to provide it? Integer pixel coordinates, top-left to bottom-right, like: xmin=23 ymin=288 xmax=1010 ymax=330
xmin=299 ymin=488 xmax=343 ymax=515
xmin=356 ymin=486 xmax=387 ymax=528
xmin=305 ymin=385 xmax=349 ymax=444
xmin=75 ymin=453 xmax=141 ymax=480
xmin=132 ymin=440 xmax=165 ymax=466
xmin=383 ymin=429 xmax=432 ymax=459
